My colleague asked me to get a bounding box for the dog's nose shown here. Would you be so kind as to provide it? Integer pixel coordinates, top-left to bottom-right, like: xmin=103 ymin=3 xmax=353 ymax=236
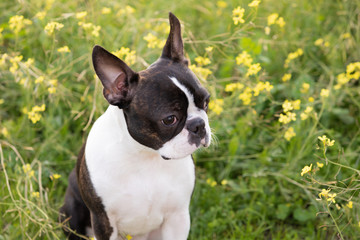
xmin=186 ymin=118 xmax=206 ymax=139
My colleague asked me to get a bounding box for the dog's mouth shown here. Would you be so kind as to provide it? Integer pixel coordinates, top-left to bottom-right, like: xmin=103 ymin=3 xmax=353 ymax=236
xmin=160 ymin=135 xmax=210 ymax=160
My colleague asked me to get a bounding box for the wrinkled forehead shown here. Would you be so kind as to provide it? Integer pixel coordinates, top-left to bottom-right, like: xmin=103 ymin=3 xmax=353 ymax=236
xmin=139 ymin=59 xmax=209 ymax=108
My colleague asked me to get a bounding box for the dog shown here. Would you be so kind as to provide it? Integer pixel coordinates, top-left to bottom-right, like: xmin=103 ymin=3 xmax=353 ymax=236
xmin=60 ymin=12 xmax=211 ymax=240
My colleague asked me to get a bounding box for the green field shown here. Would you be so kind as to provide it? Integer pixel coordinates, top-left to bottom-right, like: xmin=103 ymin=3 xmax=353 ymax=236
xmin=1 ymin=0 xmax=360 ymax=239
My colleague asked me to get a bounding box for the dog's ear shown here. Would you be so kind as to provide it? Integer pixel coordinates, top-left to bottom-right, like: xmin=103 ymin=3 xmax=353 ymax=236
xmin=161 ymin=12 xmax=187 ymax=64
xmin=92 ymin=45 xmax=138 ymax=108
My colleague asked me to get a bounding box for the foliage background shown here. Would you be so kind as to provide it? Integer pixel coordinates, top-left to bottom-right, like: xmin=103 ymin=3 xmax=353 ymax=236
xmin=0 ymin=0 xmax=360 ymax=239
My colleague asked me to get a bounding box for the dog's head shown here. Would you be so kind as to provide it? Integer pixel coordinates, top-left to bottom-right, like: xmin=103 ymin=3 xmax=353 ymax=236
xmin=92 ymin=12 xmax=211 ymax=160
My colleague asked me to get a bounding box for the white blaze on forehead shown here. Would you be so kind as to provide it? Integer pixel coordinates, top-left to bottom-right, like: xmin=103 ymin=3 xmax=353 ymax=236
xmin=169 ymin=76 xmax=197 ymax=118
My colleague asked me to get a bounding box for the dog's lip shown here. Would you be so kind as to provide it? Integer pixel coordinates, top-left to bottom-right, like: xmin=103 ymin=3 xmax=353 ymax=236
xmin=161 ymin=155 xmax=171 ymax=160
xmin=201 ymin=135 xmax=211 ymax=147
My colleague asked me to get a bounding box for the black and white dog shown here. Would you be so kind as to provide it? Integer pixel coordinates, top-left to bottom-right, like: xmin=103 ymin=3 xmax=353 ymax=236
xmin=60 ymin=12 xmax=211 ymax=240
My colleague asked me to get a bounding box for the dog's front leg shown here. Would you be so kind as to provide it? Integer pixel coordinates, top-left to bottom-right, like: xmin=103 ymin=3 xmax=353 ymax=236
xmin=155 ymin=211 xmax=190 ymax=240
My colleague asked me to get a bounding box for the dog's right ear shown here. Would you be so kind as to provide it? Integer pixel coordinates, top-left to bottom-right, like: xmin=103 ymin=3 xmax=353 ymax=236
xmin=92 ymin=45 xmax=138 ymax=108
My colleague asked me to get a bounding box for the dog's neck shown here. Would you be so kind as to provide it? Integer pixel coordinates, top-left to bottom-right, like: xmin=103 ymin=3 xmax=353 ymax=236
xmin=105 ymin=105 xmax=160 ymax=159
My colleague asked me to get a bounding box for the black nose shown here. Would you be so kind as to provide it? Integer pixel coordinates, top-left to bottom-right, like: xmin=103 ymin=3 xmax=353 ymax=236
xmin=186 ymin=118 xmax=206 ymax=139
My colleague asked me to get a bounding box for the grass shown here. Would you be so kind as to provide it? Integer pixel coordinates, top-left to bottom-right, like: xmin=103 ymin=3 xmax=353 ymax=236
xmin=1 ymin=0 xmax=360 ymax=239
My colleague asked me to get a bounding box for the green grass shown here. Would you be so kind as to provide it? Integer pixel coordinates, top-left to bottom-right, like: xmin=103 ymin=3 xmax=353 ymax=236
xmin=1 ymin=0 xmax=360 ymax=239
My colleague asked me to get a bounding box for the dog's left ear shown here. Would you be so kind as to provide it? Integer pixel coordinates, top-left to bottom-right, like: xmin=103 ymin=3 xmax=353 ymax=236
xmin=92 ymin=45 xmax=138 ymax=108
xmin=161 ymin=12 xmax=187 ymax=64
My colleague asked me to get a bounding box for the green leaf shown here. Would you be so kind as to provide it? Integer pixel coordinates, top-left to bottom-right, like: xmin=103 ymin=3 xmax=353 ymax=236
xmin=276 ymin=204 xmax=290 ymax=220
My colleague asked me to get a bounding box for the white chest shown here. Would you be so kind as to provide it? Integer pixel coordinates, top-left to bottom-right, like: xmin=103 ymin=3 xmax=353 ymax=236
xmin=85 ymin=106 xmax=195 ymax=236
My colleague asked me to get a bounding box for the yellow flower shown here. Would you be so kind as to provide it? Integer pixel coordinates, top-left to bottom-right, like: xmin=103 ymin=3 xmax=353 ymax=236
xmin=44 ymin=21 xmax=64 ymax=36
xmin=346 ymin=201 xmax=353 ymax=209
xmin=301 ymin=106 xmax=313 ymax=120
xmin=300 ymin=112 xmax=308 ymax=120
xmin=9 ymin=55 xmax=23 ymax=73
xmin=292 ymin=100 xmax=301 ymax=110
xmin=232 ymin=7 xmax=245 ymax=25
xmin=346 ymin=62 xmax=360 ymax=80
xmin=91 ymin=25 xmax=101 ymax=37
xmin=248 ymin=0 xmax=261 ymax=7
xmin=205 ymin=46 xmax=213 ymax=52
xmin=319 ymin=189 xmax=337 ymax=203
xmin=284 ymin=127 xmax=296 ymax=141
xmin=286 ymin=112 xmax=296 ymax=121
xmin=300 ymin=83 xmax=310 ymax=93
xmin=246 ymin=63 xmax=261 ymax=77
xmin=304 ymin=106 xmax=313 ymax=114
xmin=57 ymin=46 xmax=71 ymax=53
xmin=126 ymin=235 xmax=133 ymax=240
xmin=101 ymin=7 xmax=111 ymax=14
xmin=75 ymin=11 xmax=87 ymax=19
xmin=284 ymin=48 xmax=304 ymax=68
xmin=263 ymin=81 xmax=273 ymax=92
xmin=267 ymin=13 xmax=279 ymax=26
xmin=189 ymin=65 xmax=212 ymax=81
xmin=282 ymin=100 xmax=293 ymax=113
xmin=31 ymin=192 xmax=40 ymax=198
xmin=319 ymin=189 xmax=330 ymax=198
xmin=327 ymin=193 xmax=337 ymax=203
xmin=154 ymin=22 xmax=170 ymax=34
xmin=253 ymin=81 xmax=272 ymax=96
xmin=314 ymin=38 xmax=324 ymax=46
xmin=49 ymin=79 xmax=58 ymax=86
xmin=238 ymin=87 xmax=252 ymax=105
xmin=144 ymin=33 xmax=164 ymax=49
xmin=9 ymin=15 xmax=32 ymax=33
xmin=1 ymin=127 xmax=9 ymax=138
xmin=112 ymin=47 xmax=136 ymax=65
xmin=0 ymin=99 xmax=4 ymax=105
xmin=22 ymin=164 xmax=34 ymax=177
xmin=221 ymin=180 xmax=228 ymax=185
xmin=35 ymin=76 xmax=44 ymax=84
xmin=282 ymin=73 xmax=292 ymax=82
xmin=24 ymin=58 xmax=34 ymax=67
xmin=35 ymin=11 xmax=46 ymax=20
xmin=320 ymin=88 xmax=329 ymax=98
xmin=276 ymin=17 xmax=286 ymax=28
xmin=279 ymin=113 xmax=290 ymax=124
xmin=225 ymin=83 xmax=244 ymax=92
xmin=206 ymin=178 xmax=217 ymax=187
xmin=340 ymin=33 xmax=351 ymax=39
xmin=26 ymin=104 xmax=46 ymax=124
xmin=116 ymin=5 xmax=135 ymax=16
xmin=334 ymin=73 xmax=350 ymax=90
xmin=326 ymin=138 xmax=335 ymax=147
xmin=308 ymin=97 xmax=314 ymax=102
xmin=208 ymin=99 xmax=224 ymax=115
xmin=78 ymin=22 xmax=101 ymax=37
xmin=194 ymin=56 xmax=211 ymax=66
xmin=50 ymin=173 xmax=61 ymax=181
xmin=216 ymin=1 xmax=227 ymax=8
xmin=48 ymin=87 xmax=56 ymax=94
xmin=318 ymin=135 xmax=335 ymax=147
xmin=300 ymin=163 xmax=312 ymax=176
xmin=236 ymin=51 xmax=253 ymax=67
xmin=317 ymin=162 xmax=324 ymax=168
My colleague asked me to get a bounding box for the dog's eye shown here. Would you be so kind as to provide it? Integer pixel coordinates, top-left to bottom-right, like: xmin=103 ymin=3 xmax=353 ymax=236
xmin=162 ymin=115 xmax=178 ymax=126
xmin=204 ymin=97 xmax=210 ymax=112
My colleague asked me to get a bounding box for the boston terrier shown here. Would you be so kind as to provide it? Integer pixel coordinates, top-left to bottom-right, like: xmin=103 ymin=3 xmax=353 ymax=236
xmin=60 ymin=12 xmax=211 ymax=240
